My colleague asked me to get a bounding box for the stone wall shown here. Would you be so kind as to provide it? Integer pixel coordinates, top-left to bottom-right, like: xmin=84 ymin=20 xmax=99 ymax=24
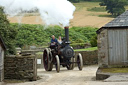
xmin=97 ymin=29 xmax=109 ymax=68
xmin=4 ymin=55 xmax=37 ymax=81
xmin=75 ymin=50 xmax=98 ymax=65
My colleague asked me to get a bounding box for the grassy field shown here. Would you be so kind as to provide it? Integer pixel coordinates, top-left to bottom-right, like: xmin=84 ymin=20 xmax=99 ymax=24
xmin=74 ymin=1 xmax=128 ymax=13
xmin=74 ymin=1 xmax=100 ymax=10
xmin=74 ymin=47 xmax=97 ymax=51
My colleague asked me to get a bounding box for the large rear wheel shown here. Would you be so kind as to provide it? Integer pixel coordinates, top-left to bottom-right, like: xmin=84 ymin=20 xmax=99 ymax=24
xmin=77 ymin=53 xmax=83 ymax=71
xmin=48 ymin=50 xmax=53 ymax=71
xmin=43 ymin=48 xmax=51 ymax=71
xmin=55 ymin=55 xmax=60 ymax=73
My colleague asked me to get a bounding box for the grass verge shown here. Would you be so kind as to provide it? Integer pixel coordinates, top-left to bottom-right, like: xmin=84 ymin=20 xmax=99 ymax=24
xmin=101 ymin=68 xmax=128 ymax=73
xmin=74 ymin=47 xmax=97 ymax=51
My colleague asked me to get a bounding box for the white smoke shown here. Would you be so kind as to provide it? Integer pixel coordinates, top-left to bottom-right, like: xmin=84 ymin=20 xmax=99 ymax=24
xmin=0 ymin=0 xmax=75 ymax=27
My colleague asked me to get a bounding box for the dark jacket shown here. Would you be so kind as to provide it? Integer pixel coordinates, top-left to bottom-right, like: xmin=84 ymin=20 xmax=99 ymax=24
xmin=51 ymin=38 xmax=58 ymax=43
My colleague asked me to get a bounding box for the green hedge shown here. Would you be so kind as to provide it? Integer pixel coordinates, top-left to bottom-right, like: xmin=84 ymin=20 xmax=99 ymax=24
xmin=10 ymin=23 xmax=98 ymax=48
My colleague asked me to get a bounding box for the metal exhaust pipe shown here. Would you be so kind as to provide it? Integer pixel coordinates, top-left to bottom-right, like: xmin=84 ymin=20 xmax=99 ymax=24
xmin=64 ymin=26 xmax=69 ymax=42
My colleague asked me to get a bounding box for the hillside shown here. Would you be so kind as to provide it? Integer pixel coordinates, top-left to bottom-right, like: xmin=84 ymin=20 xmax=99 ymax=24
xmin=7 ymin=2 xmax=114 ymax=28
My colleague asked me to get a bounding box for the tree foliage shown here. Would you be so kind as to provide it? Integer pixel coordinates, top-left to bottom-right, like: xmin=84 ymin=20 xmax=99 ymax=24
xmin=100 ymin=0 xmax=127 ymax=16
xmin=0 ymin=7 xmax=17 ymax=54
xmin=68 ymin=0 xmax=80 ymax=3
xmin=68 ymin=0 xmax=102 ymax=2
xmin=82 ymin=0 xmax=102 ymax=2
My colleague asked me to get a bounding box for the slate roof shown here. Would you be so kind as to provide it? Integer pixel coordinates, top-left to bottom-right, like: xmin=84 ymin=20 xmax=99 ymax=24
xmin=97 ymin=11 xmax=128 ymax=34
xmin=103 ymin=10 xmax=128 ymax=28
xmin=0 ymin=35 xmax=6 ymax=50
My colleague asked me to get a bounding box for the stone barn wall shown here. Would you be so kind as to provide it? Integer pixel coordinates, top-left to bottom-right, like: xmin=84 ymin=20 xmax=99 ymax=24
xmin=4 ymin=55 xmax=37 ymax=81
xmin=97 ymin=29 xmax=108 ymax=68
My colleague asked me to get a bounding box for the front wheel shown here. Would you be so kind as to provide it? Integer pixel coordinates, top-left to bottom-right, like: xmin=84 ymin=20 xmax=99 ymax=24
xmin=55 ymin=55 xmax=60 ymax=73
xmin=77 ymin=53 xmax=83 ymax=71
xmin=71 ymin=57 xmax=75 ymax=70
xmin=66 ymin=57 xmax=75 ymax=70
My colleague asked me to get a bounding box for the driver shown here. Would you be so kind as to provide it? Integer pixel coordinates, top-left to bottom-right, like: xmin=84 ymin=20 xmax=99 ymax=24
xmin=51 ymin=35 xmax=58 ymax=44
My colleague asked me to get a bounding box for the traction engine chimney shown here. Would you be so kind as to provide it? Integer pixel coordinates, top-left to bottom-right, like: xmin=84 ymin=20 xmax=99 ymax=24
xmin=64 ymin=26 xmax=70 ymax=44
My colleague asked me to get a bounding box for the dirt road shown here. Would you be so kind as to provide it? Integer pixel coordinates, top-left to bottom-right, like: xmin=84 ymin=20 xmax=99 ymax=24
xmin=37 ymin=65 xmax=98 ymax=85
xmin=4 ymin=65 xmax=128 ymax=85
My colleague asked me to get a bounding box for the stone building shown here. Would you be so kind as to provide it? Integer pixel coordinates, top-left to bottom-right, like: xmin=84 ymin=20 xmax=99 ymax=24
xmin=97 ymin=11 xmax=128 ymax=68
xmin=0 ymin=35 xmax=6 ymax=82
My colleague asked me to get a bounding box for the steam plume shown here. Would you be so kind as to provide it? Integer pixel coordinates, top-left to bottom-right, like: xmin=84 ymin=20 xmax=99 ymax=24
xmin=0 ymin=0 xmax=76 ymax=27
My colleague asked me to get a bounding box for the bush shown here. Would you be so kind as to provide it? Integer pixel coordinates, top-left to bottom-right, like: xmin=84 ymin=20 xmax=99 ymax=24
xmin=70 ymin=43 xmax=85 ymax=49
xmin=70 ymin=26 xmax=98 ymax=41
xmin=82 ymin=0 xmax=102 ymax=2
xmin=87 ymin=7 xmax=106 ymax=12
xmin=68 ymin=0 xmax=80 ymax=3
xmin=90 ymin=34 xmax=97 ymax=47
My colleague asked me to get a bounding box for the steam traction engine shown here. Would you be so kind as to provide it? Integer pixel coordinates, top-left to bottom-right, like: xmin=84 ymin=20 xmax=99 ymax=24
xmin=43 ymin=27 xmax=83 ymax=72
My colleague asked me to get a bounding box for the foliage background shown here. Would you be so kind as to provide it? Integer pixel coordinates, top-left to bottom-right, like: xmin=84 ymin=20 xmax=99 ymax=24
xmin=100 ymin=0 xmax=128 ymax=16
xmin=0 ymin=7 xmax=17 ymax=54
xmin=10 ymin=23 xmax=97 ymax=48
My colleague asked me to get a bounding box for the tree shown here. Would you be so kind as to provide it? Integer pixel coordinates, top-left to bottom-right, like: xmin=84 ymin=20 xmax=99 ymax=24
xmin=68 ymin=0 xmax=80 ymax=3
xmin=0 ymin=7 xmax=17 ymax=54
xmin=100 ymin=0 xmax=127 ymax=16
xmin=82 ymin=0 xmax=102 ymax=2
